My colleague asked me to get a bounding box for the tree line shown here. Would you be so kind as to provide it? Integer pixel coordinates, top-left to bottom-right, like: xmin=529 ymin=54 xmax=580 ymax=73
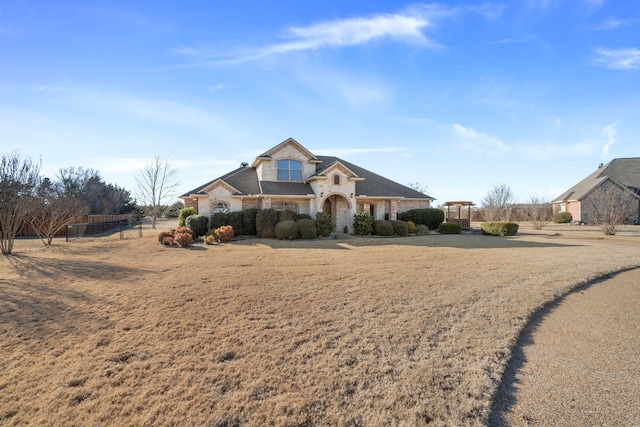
xmin=1 ymin=152 xmax=180 ymax=254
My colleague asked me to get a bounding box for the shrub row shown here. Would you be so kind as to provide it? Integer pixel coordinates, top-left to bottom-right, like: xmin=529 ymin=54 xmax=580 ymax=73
xmin=274 ymin=218 xmax=322 ymax=240
xmin=397 ymin=208 xmax=445 ymax=230
xmin=480 ymin=222 xmax=519 ymax=236
xmin=353 ymin=216 xmax=410 ymax=237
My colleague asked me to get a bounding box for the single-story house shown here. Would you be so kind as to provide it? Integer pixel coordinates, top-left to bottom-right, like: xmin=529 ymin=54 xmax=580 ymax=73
xmin=552 ymin=158 xmax=640 ymax=224
xmin=180 ymin=138 xmax=434 ymax=233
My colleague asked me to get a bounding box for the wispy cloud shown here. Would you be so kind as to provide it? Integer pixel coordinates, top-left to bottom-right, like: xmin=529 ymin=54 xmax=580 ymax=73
xmin=592 ymin=18 xmax=625 ymax=30
xmin=452 ymin=124 xmax=510 ymax=156
xmin=208 ymin=83 xmax=226 ymax=93
xmin=594 ymin=47 xmax=640 ymax=69
xmin=601 ymin=120 xmax=620 ymax=156
xmin=175 ymin=4 xmax=502 ymax=66
xmin=585 ymin=0 xmax=605 ymax=9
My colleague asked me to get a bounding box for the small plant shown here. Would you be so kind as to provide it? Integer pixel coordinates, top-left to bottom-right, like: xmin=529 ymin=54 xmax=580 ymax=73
xmin=417 ymin=224 xmax=429 ymax=235
xmin=480 ymin=222 xmax=519 ymax=236
xmin=316 ymin=212 xmax=333 ymax=237
xmin=553 ymin=211 xmax=573 ymax=224
xmin=353 ymin=211 xmax=373 ymax=235
xmin=203 ymin=234 xmax=216 ymax=245
xmin=297 ymin=218 xmax=317 ymax=239
xmin=373 ymin=220 xmax=394 ymax=236
xmin=178 ymin=207 xmax=197 ymax=227
xmin=174 ymin=227 xmax=194 ymax=247
xmin=157 ymin=230 xmax=174 ymax=245
xmin=406 ymin=220 xmax=418 ymax=234
xmin=437 ymin=222 xmax=462 ymax=234
xmin=213 ymin=225 xmax=234 ymax=243
xmin=275 ymin=220 xmax=298 ymax=240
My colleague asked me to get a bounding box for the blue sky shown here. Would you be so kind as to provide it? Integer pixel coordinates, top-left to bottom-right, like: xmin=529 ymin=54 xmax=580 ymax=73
xmin=2 ymin=0 xmax=639 ymax=205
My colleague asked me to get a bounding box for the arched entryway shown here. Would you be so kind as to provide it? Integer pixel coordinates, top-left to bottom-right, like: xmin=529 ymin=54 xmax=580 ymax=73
xmin=322 ymin=194 xmax=351 ymax=233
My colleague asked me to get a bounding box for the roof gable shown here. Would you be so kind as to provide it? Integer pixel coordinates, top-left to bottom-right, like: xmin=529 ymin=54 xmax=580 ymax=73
xmin=251 ymin=137 xmax=320 ymax=167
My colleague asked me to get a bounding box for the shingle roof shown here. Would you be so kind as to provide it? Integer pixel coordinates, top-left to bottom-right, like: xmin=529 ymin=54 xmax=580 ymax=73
xmin=554 ymin=158 xmax=640 ymax=202
xmin=316 ymin=156 xmax=434 ymax=199
xmin=181 ymin=147 xmax=435 ymax=200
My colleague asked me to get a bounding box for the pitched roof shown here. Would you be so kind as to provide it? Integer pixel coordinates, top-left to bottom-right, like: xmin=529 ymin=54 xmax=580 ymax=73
xmin=554 ymin=158 xmax=640 ymax=202
xmin=181 ymin=143 xmax=435 ymax=200
xmin=316 ymin=156 xmax=434 ymax=199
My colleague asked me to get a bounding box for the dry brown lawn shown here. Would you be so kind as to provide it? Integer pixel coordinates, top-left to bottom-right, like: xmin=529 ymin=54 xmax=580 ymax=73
xmin=2 ymin=222 xmax=640 ymax=426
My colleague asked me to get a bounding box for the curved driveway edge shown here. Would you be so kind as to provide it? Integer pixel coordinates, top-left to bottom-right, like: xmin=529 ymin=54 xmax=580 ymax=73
xmin=489 ymin=267 xmax=640 ymax=426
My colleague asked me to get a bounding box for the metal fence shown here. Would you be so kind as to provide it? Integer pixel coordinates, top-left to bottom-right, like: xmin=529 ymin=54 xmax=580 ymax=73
xmin=66 ymin=219 xmax=143 ymax=241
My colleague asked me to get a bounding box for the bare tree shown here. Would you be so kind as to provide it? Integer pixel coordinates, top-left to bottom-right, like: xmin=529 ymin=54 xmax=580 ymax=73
xmin=526 ymin=195 xmax=553 ymax=230
xmin=0 ymin=152 xmax=41 ymax=255
xmin=27 ymin=178 xmax=89 ymax=246
xmin=481 ymin=183 xmax=516 ymax=221
xmin=583 ymin=181 xmax=635 ymax=235
xmin=135 ymin=156 xmax=179 ymax=229
xmin=407 ymin=182 xmax=428 ymax=194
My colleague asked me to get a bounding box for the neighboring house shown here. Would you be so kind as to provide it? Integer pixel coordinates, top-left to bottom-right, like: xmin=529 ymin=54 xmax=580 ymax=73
xmin=180 ymin=138 xmax=434 ymax=233
xmin=552 ymin=158 xmax=640 ymax=224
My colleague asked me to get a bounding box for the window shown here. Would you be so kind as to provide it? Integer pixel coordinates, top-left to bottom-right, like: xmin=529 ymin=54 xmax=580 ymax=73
xmin=212 ymin=203 xmax=228 ymax=213
xmin=357 ymin=203 xmax=375 ymax=218
xmin=272 ymin=202 xmax=298 ymax=213
xmin=277 ymin=160 xmax=302 ymax=181
xmin=333 ymin=174 xmax=340 ymax=185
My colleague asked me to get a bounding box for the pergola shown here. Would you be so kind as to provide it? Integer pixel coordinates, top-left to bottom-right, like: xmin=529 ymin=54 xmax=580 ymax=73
xmin=444 ymin=201 xmax=475 ymax=229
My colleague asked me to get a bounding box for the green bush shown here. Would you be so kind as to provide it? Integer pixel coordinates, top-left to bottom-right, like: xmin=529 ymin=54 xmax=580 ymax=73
xmin=210 ymin=212 xmax=229 ymax=230
xmin=480 ymin=222 xmax=519 ymax=236
xmin=437 ymin=222 xmax=462 ymax=234
xmin=373 ymin=220 xmax=394 ymax=236
xmin=417 ymin=224 xmax=429 ymax=235
xmin=390 ymin=220 xmax=408 ymax=237
xmin=315 ymin=212 xmax=333 ymax=238
xmin=243 ymin=208 xmax=260 ymax=236
xmin=278 ymin=210 xmax=298 ymax=222
xmin=185 ymin=214 xmax=209 ymax=237
xmin=397 ymin=208 xmax=444 ymax=230
xmin=275 ymin=220 xmax=298 ymax=240
xmin=297 ymin=219 xmax=317 ymax=239
xmin=256 ymin=209 xmax=278 ymax=238
xmin=353 ymin=211 xmax=373 ymax=235
xmin=228 ymin=211 xmax=245 ymax=236
xmin=553 ymin=211 xmax=573 ymax=224
xmin=296 ymin=213 xmax=312 ymax=220
xmin=178 ymin=207 xmax=197 ymax=227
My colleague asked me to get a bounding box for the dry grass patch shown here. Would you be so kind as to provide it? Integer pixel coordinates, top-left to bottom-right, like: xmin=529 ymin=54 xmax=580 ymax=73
xmin=2 ymin=226 xmax=640 ymax=425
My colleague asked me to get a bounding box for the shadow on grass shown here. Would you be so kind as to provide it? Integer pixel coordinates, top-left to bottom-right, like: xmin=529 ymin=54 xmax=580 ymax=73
xmin=232 ymin=233 xmax=582 ymax=250
xmin=487 ymin=266 xmax=640 ymax=426
xmin=0 ymin=254 xmax=147 ymax=336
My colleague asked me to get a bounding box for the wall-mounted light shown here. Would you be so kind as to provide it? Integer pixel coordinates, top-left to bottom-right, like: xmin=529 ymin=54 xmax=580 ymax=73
xmin=350 ymin=193 xmax=354 ymax=198
xmin=320 ymin=192 xmax=324 ymax=198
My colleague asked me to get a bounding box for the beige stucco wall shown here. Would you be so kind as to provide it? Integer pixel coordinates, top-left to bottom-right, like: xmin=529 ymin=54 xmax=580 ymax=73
xmin=257 ymin=143 xmax=316 ymax=182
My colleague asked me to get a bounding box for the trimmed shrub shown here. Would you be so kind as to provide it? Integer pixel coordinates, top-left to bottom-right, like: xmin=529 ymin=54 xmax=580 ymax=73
xmin=174 ymin=227 xmax=194 ymax=247
xmin=256 ymin=209 xmax=278 ymax=238
xmin=406 ymin=220 xmax=418 ymax=234
xmin=481 ymin=222 xmax=519 ymax=236
xmin=185 ymin=214 xmax=209 ymax=237
xmin=398 ymin=208 xmax=444 ymax=230
xmin=178 ymin=207 xmax=197 ymax=227
xmin=228 ymin=211 xmax=245 ymax=236
xmin=390 ymin=220 xmax=408 ymax=237
xmin=417 ymin=224 xmax=429 ymax=235
xmin=213 ymin=225 xmax=234 ymax=242
xmin=243 ymin=208 xmax=260 ymax=236
xmin=353 ymin=211 xmax=373 ymax=235
xmin=210 ymin=212 xmax=229 ymax=230
xmin=296 ymin=213 xmax=312 ymax=220
xmin=553 ymin=211 xmax=573 ymax=224
xmin=278 ymin=210 xmax=298 ymax=222
xmin=275 ymin=220 xmax=298 ymax=240
xmin=316 ymin=212 xmax=333 ymax=238
xmin=373 ymin=220 xmax=394 ymax=236
xmin=297 ymin=218 xmax=317 ymax=239
xmin=438 ymin=222 xmax=462 ymax=234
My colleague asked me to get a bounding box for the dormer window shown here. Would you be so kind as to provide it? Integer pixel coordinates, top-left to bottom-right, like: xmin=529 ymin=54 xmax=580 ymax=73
xmin=277 ymin=159 xmax=302 ymax=181
xmin=333 ymin=174 xmax=340 ymax=185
